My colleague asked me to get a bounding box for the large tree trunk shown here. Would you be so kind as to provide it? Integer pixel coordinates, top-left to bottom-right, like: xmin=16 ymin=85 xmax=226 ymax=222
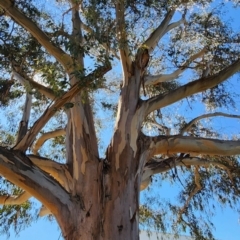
xmin=55 ymin=70 xmax=143 ymax=239
xmin=54 ymin=151 xmax=140 ymax=240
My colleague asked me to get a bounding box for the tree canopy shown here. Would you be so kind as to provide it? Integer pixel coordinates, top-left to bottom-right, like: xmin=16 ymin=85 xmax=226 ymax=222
xmin=0 ymin=0 xmax=240 ymax=239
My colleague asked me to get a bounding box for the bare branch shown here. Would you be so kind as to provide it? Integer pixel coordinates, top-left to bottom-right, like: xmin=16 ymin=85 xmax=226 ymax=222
xmin=0 ymin=0 xmax=74 ymax=72
xmin=14 ymin=63 xmax=111 ymax=152
xmin=12 ymin=71 xmax=55 ymax=100
xmin=32 ymin=129 xmax=66 ymax=155
xmin=144 ymin=58 xmax=240 ymax=116
xmin=145 ymin=47 xmax=206 ymax=86
xmin=180 ymin=112 xmax=240 ymax=135
xmin=143 ymin=9 xmax=175 ymax=53
xmin=0 ymin=191 xmax=31 ymax=205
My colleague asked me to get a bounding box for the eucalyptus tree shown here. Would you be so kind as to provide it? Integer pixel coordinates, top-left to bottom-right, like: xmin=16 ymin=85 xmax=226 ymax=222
xmin=0 ymin=0 xmax=240 ymax=239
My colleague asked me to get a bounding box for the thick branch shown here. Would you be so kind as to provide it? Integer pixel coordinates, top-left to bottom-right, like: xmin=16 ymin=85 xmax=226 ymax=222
xmin=12 ymin=71 xmax=55 ymax=100
xmin=14 ymin=64 xmax=111 ymax=152
xmin=143 ymin=10 xmax=175 ymax=53
xmin=0 ymin=191 xmax=31 ymax=205
xmin=115 ymin=1 xmax=132 ymax=78
xmin=32 ymin=129 xmax=66 ymax=155
xmin=0 ymin=0 xmax=74 ymax=72
xmin=145 ymin=47 xmax=206 ymax=86
xmin=144 ymin=58 xmax=240 ymax=115
xmin=148 ymin=135 xmax=240 ymax=156
xmin=0 ymin=147 xmax=71 ymax=216
xmin=28 ymin=155 xmax=72 ymax=192
xmin=180 ymin=112 xmax=240 ymax=135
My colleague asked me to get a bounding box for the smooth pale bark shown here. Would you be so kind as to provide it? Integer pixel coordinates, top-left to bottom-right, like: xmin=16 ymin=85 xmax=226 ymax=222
xmin=164 ymin=17 xmax=186 ymax=33
xmin=148 ymin=135 xmax=240 ymax=156
xmin=32 ymin=129 xmax=66 ymax=155
xmin=0 ymin=191 xmax=31 ymax=205
xmin=101 ymin=82 xmax=144 ymax=240
xmin=144 ymin=10 xmax=175 ymax=52
xmin=57 ymin=4 xmax=105 ymax=239
xmin=144 ymin=47 xmax=206 ymax=85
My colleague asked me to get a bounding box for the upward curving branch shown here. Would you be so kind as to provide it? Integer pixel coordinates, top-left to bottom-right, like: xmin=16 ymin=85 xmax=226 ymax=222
xmin=0 ymin=0 xmax=74 ymax=72
xmin=164 ymin=16 xmax=186 ymax=34
xmin=32 ymin=129 xmax=66 ymax=155
xmin=180 ymin=112 xmax=240 ymax=135
xmin=144 ymin=58 xmax=240 ymax=115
